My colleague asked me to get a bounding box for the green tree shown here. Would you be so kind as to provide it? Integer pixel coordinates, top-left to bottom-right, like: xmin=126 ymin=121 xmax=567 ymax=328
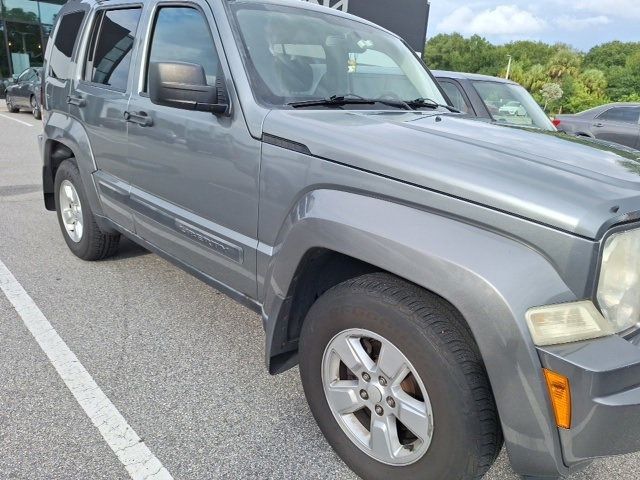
xmin=584 ymin=41 xmax=640 ymax=70
xmin=547 ymin=48 xmax=582 ymax=81
xmin=424 ymin=34 xmax=640 ymax=114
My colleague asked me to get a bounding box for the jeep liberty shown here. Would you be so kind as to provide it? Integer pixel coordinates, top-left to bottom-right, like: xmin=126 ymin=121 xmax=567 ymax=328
xmin=40 ymin=1 xmax=640 ymax=479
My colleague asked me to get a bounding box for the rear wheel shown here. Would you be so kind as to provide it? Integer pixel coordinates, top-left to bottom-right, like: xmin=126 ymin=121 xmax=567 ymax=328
xmin=54 ymin=160 xmax=120 ymax=260
xmin=6 ymin=96 xmax=19 ymax=113
xmin=299 ymin=273 xmax=502 ymax=480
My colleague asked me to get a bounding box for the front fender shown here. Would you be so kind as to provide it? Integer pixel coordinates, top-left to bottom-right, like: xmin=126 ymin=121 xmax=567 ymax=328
xmin=262 ymin=189 xmax=574 ymax=478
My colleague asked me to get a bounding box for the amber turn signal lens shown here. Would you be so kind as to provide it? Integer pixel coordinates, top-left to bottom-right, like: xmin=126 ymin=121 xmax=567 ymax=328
xmin=543 ymin=369 xmax=571 ymax=429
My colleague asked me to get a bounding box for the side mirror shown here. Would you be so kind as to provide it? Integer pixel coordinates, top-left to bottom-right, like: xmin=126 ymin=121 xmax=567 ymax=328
xmin=11 ymin=73 xmax=19 ymax=83
xmin=148 ymin=61 xmax=229 ymax=115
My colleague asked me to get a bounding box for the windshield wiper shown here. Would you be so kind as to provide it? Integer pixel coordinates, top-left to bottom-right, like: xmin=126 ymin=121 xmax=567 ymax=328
xmin=405 ymin=97 xmax=461 ymax=113
xmin=288 ymin=94 xmax=411 ymax=110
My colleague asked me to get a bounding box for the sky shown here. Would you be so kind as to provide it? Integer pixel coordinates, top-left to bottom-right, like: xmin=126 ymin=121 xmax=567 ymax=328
xmin=427 ymin=0 xmax=639 ymax=51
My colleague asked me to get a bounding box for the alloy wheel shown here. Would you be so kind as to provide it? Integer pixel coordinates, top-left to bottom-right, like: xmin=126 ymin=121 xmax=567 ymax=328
xmin=31 ymin=96 xmax=39 ymax=118
xmin=59 ymin=180 xmax=84 ymax=242
xmin=322 ymin=328 xmax=434 ymax=466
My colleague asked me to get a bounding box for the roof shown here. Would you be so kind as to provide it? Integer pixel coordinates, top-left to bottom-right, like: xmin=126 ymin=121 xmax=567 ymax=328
xmin=430 ymin=70 xmax=519 ymax=85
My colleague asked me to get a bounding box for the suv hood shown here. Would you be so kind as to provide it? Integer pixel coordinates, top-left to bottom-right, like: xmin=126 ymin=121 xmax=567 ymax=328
xmin=263 ymin=110 xmax=640 ymax=239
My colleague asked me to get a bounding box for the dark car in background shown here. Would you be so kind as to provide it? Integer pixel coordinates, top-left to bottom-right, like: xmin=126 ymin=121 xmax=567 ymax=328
xmin=554 ymin=103 xmax=640 ymax=149
xmin=4 ymin=67 xmax=43 ymax=119
xmin=432 ymin=70 xmax=556 ymax=131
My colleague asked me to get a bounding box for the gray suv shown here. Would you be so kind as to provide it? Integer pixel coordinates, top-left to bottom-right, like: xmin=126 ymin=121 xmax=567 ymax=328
xmin=40 ymin=1 xmax=640 ymax=479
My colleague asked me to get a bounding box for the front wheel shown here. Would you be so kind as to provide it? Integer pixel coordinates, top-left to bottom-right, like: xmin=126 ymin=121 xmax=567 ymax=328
xmin=31 ymin=95 xmax=41 ymax=119
xmin=299 ymin=273 xmax=502 ymax=480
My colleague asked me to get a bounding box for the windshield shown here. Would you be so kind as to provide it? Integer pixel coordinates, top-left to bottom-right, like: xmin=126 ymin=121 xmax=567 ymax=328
xmin=230 ymin=3 xmax=446 ymax=108
xmin=472 ymin=81 xmax=555 ymax=131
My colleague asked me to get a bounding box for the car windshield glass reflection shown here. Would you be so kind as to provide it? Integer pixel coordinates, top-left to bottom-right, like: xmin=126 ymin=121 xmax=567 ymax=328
xmin=473 ymin=81 xmax=555 ymax=131
xmin=230 ymin=2 xmax=446 ymax=108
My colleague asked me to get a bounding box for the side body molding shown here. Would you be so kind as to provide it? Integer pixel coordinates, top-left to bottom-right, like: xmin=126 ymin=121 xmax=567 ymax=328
xmin=261 ymin=189 xmax=575 ymax=478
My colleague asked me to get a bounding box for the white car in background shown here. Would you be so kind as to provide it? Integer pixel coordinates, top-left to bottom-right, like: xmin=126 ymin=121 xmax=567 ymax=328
xmin=499 ymin=100 xmax=526 ymax=116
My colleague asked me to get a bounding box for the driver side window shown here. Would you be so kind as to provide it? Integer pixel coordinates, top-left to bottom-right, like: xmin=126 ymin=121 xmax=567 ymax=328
xmin=17 ymin=69 xmax=33 ymax=82
xmin=145 ymin=6 xmax=219 ymax=92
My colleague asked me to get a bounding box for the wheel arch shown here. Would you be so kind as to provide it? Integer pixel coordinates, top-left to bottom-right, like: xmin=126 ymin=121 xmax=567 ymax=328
xmin=261 ymin=189 xmax=572 ymax=478
xmin=42 ymin=113 xmax=106 ymax=222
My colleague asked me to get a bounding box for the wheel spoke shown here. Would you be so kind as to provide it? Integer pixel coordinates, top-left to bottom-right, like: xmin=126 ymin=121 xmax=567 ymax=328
xmin=394 ymin=390 xmax=430 ymax=441
xmin=332 ymin=336 xmax=375 ymax=375
xmin=63 ymin=184 xmax=74 ymax=203
xmin=62 ymin=208 xmax=74 ymax=223
xmin=370 ymin=415 xmax=401 ymax=459
xmin=326 ymin=380 xmax=363 ymax=415
xmin=377 ymin=342 xmax=408 ymax=383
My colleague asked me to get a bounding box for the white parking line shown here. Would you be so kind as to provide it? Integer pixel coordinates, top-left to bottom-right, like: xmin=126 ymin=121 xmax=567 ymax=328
xmin=0 ymin=259 xmax=174 ymax=480
xmin=0 ymin=113 xmax=33 ymax=127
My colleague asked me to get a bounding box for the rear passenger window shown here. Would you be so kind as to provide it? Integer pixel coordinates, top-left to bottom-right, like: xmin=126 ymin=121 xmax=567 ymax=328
xmin=598 ymin=107 xmax=640 ymax=125
xmin=145 ymin=7 xmax=219 ymax=91
xmin=85 ymin=8 xmax=142 ymax=91
xmin=49 ymin=11 xmax=85 ymax=79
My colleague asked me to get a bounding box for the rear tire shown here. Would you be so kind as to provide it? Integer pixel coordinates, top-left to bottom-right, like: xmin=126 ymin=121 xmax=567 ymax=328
xmin=299 ymin=273 xmax=502 ymax=480
xmin=6 ymin=96 xmax=19 ymax=113
xmin=54 ymin=160 xmax=120 ymax=260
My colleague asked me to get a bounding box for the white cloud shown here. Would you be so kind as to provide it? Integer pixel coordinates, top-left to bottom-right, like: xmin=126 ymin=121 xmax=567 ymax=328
xmin=574 ymin=0 xmax=640 ymax=20
xmin=554 ymin=15 xmax=611 ymax=31
xmin=437 ymin=5 xmax=547 ymax=36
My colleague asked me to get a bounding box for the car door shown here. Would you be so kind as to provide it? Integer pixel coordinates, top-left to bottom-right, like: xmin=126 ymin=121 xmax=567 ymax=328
xmin=592 ymin=107 xmax=640 ymax=148
xmin=13 ymin=69 xmax=32 ymax=106
xmin=126 ymin=1 xmax=261 ymax=298
xmin=68 ymin=3 xmax=143 ymax=232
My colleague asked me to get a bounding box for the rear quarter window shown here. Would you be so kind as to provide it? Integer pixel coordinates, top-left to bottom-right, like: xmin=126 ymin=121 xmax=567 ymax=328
xmin=48 ymin=11 xmax=86 ymax=80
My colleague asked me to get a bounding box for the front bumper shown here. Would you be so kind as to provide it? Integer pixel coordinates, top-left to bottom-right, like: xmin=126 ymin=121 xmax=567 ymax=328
xmin=539 ymin=331 xmax=640 ymax=466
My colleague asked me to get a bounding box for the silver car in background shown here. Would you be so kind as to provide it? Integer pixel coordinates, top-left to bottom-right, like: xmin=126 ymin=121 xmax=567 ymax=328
xmin=554 ymin=103 xmax=640 ymax=149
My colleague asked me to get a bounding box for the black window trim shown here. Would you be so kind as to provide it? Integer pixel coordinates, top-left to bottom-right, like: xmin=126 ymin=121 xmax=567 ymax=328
xmin=596 ymin=106 xmax=640 ymax=125
xmin=80 ymin=4 xmax=144 ymax=93
xmin=136 ymin=0 xmax=222 ymax=97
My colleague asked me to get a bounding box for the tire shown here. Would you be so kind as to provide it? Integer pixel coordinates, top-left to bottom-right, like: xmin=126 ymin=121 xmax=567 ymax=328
xmin=6 ymin=96 xmax=19 ymax=113
xmin=299 ymin=273 xmax=502 ymax=480
xmin=31 ymin=95 xmax=41 ymax=120
xmin=54 ymin=160 xmax=120 ymax=260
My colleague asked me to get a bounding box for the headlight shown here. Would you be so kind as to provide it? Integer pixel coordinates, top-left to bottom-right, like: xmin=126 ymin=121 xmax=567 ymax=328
xmin=597 ymin=228 xmax=640 ymax=332
xmin=526 ymin=228 xmax=640 ymax=346
xmin=526 ymin=301 xmax=614 ymax=346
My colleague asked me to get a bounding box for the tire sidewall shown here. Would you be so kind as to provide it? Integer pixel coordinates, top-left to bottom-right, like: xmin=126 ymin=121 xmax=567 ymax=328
xmin=54 ymin=161 xmax=94 ymax=259
xmin=300 ymin=287 xmax=483 ymax=480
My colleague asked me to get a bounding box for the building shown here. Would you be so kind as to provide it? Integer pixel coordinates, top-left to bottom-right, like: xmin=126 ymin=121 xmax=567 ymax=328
xmin=303 ymin=0 xmax=430 ymax=52
xmin=1 ymin=0 xmax=65 ymax=89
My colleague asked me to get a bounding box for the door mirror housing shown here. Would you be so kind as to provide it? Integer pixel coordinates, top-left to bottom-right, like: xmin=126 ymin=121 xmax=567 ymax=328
xmin=148 ymin=61 xmax=229 ymax=115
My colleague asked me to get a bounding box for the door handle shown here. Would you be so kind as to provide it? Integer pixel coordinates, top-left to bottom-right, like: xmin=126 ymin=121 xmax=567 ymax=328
xmin=593 ymin=122 xmax=605 ymax=128
xmin=124 ymin=110 xmax=153 ymax=127
xmin=66 ymin=95 xmax=86 ymax=107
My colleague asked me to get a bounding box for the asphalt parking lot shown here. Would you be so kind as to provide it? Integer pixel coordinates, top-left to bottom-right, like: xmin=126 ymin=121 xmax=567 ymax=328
xmin=0 ymin=102 xmax=636 ymax=480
